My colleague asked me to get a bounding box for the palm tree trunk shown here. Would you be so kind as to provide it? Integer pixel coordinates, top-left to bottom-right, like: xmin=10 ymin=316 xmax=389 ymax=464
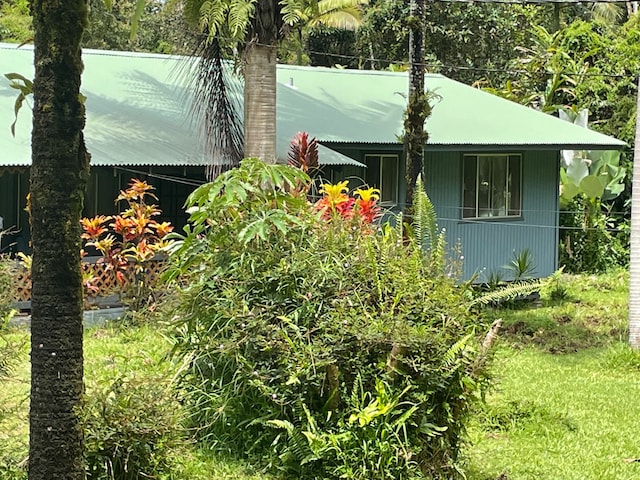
xmin=29 ymin=1 xmax=90 ymax=479
xmin=629 ymin=74 xmax=640 ymax=348
xmin=244 ymin=43 xmax=277 ymax=163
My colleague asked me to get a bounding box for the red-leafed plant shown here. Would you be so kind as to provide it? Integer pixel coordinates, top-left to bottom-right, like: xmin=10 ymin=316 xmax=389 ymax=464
xmin=288 ymin=132 xmax=319 ymax=175
xmin=81 ymin=179 xmax=174 ymax=309
xmin=315 ymin=180 xmax=381 ymax=227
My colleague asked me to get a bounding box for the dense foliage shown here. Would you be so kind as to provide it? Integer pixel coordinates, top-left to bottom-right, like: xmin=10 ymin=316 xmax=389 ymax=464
xmin=81 ymin=178 xmax=174 ymax=308
xmin=83 ymin=369 xmax=186 ymax=480
xmin=0 ymin=253 xmax=16 ymax=325
xmin=167 ymin=158 xmax=491 ymax=478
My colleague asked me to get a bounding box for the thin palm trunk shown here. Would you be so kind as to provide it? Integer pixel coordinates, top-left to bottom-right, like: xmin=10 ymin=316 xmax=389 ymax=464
xmin=29 ymin=1 xmax=89 ymax=478
xmin=404 ymin=0 xmax=427 ymax=212
xmin=244 ymin=43 xmax=278 ymax=163
xmin=629 ymin=74 xmax=640 ymax=348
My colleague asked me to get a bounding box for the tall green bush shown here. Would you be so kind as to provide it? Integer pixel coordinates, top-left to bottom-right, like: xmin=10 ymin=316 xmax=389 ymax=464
xmin=83 ymin=368 xmax=187 ymax=480
xmin=0 ymin=254 xmax=17 ymax=327
xmin=166 ymin=158 xmax=492 ymax=478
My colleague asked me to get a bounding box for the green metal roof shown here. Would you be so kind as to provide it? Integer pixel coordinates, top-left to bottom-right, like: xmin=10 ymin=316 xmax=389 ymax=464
xmin=276 ymin=65 xmax=625 ymax=150
xmin=0 ymin=44 xmax=364 ymax=168
xmin=0 ymin=43 xmax=624 ymax=169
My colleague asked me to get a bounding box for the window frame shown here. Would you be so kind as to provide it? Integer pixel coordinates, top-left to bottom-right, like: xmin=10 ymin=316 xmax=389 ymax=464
xmin=363 ymin=153 xmax=400 ymax=205
xmin=462 ymin=153 xmax=523 ymax=220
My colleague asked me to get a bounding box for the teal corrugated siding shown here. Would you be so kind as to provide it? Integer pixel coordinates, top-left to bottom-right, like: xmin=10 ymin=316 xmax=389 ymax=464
xmin=424 ymin=150 xmax=559 ymax=281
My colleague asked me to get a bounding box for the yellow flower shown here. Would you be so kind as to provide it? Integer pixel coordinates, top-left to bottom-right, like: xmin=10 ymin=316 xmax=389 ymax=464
xmin=319 ymin=180 xmax=348 ymax=199
xmin=355 ymin=187 xmax=380 ymax=202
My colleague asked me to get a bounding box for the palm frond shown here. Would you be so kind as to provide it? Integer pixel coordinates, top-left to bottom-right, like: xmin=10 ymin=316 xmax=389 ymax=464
xmin=469 ymin=279 xmax=546 ymax=308
xmin=189 ymin=37 xmax=245 ymax=180
xmin=228 ymin=0 xmax=256 ymax=38
xmin=310 ymin=9 xmax=362 ymax=29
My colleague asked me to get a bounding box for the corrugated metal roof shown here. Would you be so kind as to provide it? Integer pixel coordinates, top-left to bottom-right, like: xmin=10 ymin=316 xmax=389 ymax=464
xmin=0 ymin=44 xmax=364 ymax=168
xmin=0 ymin=43 xmax=624 ymax=169
xmin=276 ymin=65 xmax=625 ymax=149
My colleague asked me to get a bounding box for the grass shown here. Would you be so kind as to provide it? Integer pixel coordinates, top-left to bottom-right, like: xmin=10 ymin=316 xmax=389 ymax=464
xmin=0 ymin=322 xmax=276 ymax=480
xmin=464 ymin=269 xmax=640 ymax=479
xmin=0 ymin=269 xmax=636 ymax=479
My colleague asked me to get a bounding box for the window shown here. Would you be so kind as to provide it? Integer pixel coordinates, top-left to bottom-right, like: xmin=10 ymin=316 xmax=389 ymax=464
xmin=364 ymin=154 xmax=399 ymax=204
xmin=462 ymin=154 xmax=522 ymax=219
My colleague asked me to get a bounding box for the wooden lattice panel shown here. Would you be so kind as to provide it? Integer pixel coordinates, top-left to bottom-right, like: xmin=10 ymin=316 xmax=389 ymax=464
xmin=13 ymin=258 xmax=167 ymax=304
xmin=14 ymin=264 xmax=31 ymax=303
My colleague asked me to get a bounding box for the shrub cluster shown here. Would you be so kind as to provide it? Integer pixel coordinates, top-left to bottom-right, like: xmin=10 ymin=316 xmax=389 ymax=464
xmin=83 ymin=366 xmax=187 ymax=480
xmin=0 ymin=253 xmax=17 ymax=326
xmin=166 ymin=159 xmax=492 ymax=479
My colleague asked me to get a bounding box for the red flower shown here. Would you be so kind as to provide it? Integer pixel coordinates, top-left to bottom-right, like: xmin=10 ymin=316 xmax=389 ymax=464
xmin=355 ymin=199 xmax=380 ymax=224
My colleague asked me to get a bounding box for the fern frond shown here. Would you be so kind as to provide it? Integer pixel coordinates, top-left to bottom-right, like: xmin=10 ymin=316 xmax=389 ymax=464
xmin=267 ymin=419 xmax=295 ymax=433
xmin=266 ymin=417 xmax=317 ymax=464
xmin=469 ymin=279 xmax=546 ymax=308
xmin=394 ymin=211 xmax=403 ymax=240
xmin=443 ymin=333 xmax=472 ymax=369
xmin=412 ymin=175 xmax=437 ymax=252
xmin=198 ymin=0 xmax=227 ymax=38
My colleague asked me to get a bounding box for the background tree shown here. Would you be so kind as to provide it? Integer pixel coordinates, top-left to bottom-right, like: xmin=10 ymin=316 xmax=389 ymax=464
xmin=279 ymin=0 xmax=367 ymax=65
xmin=630 ymin=74 xmax=640 ymax=348
xmin=181 ymin=0 xmax=285 ymax=163
xmin=28 ymin=1 xmax=90 ymax=479
xmin=0 ymin=0 xmax=31 ymax=43
xmin=404 ymin=0 xmax=429 ymax=211
xmin=181 ymin=0 xmax=367 ymax=167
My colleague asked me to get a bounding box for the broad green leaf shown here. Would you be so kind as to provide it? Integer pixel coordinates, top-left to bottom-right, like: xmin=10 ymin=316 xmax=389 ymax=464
xmin=560 ymin=181 xmax=580 ymax=202
xmin=5 ymin=73 xmax=33 ymax=137
xmin=603 ymin=183 xmax=625 ymax=201
xmin=579 ymin=174 xmax=607 ymax=199
xmin=566 ymin=157 xmax=589 ymax=184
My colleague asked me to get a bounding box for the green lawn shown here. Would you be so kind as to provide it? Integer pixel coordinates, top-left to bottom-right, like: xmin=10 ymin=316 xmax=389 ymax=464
xmin=0 ymin=324 xmax=275 ymax=480
xmin=1 ymin=270 xmax=637 ymax=479
xmin=464 ymin=270 xmax=640 ymax=480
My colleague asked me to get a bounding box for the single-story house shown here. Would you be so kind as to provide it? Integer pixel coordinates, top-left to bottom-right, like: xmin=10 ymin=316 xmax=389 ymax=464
xmin=0 ymin=42 xmax=624 ymax=280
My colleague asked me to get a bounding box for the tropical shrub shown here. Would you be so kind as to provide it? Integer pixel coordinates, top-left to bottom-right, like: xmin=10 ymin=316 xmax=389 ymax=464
xmin=80 ymin=179 xmax=174 ymax=309
xmin=83 ymin=369 xmax=187 ymax=480
xmin=0 ymin=253 xmax=17 ymax=326
xmin=166 ymin=158 xmax=492 ymax=478
xmin=559 ymin=196 xmax=628 ymax=273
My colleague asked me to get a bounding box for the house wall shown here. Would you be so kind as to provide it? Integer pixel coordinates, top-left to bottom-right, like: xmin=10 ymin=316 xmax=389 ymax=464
xmin=326 ymin=147 xmax=559 ymax=281
xmin=0 ymin=166 xmax=206 ymax=253
xmin=0 ymin=168 xmax=30 ymax=254
xmin=424 ymin=150 xmax=559 ymax=281
xmin=85 ymin=166 xmax=206 ymax=233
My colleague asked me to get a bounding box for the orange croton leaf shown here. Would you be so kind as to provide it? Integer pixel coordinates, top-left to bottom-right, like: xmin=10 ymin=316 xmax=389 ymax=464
xmin=115 ymin=270 xmax=126 ymax=285
xmin=111 ymin=216 xmax=137 ymax=241
xmin=92 ymin=234 xmax=117 ymax=256
xmin=80 ymin=215 xmax=111 ymax=240
xmin=116 ymin=178 xmax=158 ymax=202
xmin=82 ymin=270 xmax=100 ymax=295
xmin=130 ymin=213 xmax=154 ymax=238
xmin=153 ymin=221 xmax=174 ymax=238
